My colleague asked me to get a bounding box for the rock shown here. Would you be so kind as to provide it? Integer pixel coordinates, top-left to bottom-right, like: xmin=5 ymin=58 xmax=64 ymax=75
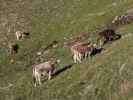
xmin=36 ymin=51 xmax=42 ymax=56
xmin=112 ymin=2 xmax=117 ymax=6
xmin=52 ymin=44 xmax=58 ymax=48
xmin=43 ymin=50 xmax=49 ymax=55
xmin=10 ymin=59 xmax=14 ymax=63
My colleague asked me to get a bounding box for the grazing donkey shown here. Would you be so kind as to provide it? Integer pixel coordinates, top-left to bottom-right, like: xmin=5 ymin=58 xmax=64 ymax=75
xmin=32 ymin=59 xmax=60 ymax=87
xmin=97 ymin=29 xmax=115 ymax=47
xmin=71 ymin=42 xmax=97 ymax=63
xmin=98 ymin=29 xmax=115 ymax=41
xmin=15 ymin=31 xmax=29 ymax=40
xmin=15 ymin=31 xmax=24 ymax=40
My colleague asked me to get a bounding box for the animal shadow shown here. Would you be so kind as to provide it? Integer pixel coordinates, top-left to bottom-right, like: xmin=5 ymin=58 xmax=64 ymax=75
xmin=91 ymin=48 xmax=104 ymax=56
xmin=44 ymin=40 xmax=58 ymax=51
xmin=23 ymin=32 xmax=30 ymax=38
xmin=52 ymin=63 xmax=74 ymax=78
xmin=11 ymin=43 xmax=20 ymax=54
xmin=113 ymin=34 xmax=121 ymax=41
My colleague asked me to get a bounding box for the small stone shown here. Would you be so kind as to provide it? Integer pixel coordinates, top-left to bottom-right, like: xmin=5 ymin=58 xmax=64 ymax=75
xmin=112 ymin=2 xmax=117 ymax=6
xmin=37 ymin=51 xmax=42 ymax=56
xmin=10 ymin=59 xmax=14 ymax=63
xmin=43 ymin=50 xmax=49 ymax=55
xmin=53 ymin=44 xmax=58 ymax=48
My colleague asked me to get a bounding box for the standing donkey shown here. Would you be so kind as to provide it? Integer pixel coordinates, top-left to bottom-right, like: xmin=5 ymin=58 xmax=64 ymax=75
xmin=70 ymin=42 xmax=97 ymax=63
xmin=32 ymin=59 xmax=60 ymax=87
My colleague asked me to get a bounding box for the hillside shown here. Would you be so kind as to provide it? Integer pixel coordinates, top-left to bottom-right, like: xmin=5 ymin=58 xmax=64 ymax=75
xmin=0 ymin=0 xmax=133 ymax=100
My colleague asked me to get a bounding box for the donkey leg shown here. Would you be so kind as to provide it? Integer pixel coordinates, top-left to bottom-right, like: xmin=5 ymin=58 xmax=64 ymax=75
xmin=48 ymin=71 xmax=52 ymax=80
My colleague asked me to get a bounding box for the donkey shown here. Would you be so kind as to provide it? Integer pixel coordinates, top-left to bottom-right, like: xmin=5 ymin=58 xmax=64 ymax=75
xmin=32 ymin=59 xmax=60 ymax=87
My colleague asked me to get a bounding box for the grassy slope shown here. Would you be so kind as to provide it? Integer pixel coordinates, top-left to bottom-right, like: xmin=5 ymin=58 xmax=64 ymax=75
xmin=0 ymin=0 xmax=133 ymax=100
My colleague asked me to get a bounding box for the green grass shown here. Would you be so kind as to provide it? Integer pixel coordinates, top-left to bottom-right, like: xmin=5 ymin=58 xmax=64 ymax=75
xmin=0 ymin=0 xmax=133 ymax=100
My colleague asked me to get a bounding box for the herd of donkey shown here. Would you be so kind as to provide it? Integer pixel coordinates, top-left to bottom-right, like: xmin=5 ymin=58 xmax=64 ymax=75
xmin=8 ymin=11 xmax=133 ymax=87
